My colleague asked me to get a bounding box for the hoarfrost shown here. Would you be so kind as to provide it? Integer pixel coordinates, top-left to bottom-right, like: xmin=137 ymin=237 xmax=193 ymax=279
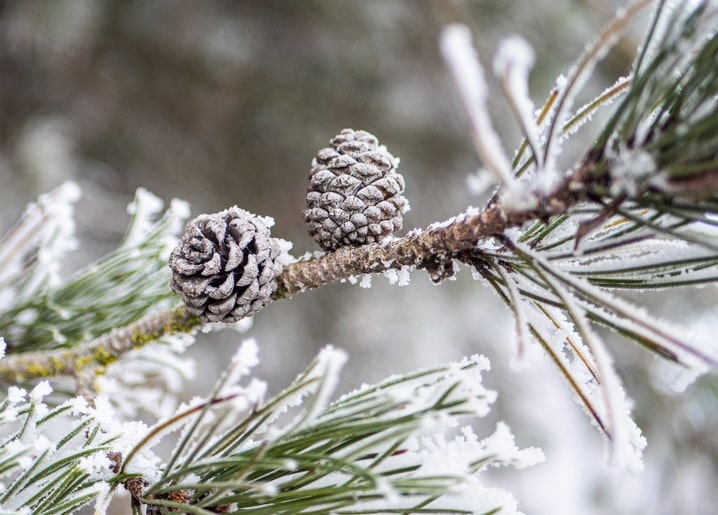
xmin=98 ymin=338 xmax=197 ymax=419
xmin=7 ymin=386 xmax=26 ymax=405
xmin=78 ymin=453 xmax=113 ymax=475
xmin=124 ymin=187 xmax=165 ymax=248
xmin=494 ymin=35 xmax=541 ymax=169
xmin=0 ymin=181 xmax=81 ymax=305
xmin=274 ymin=237 xmax=295 ymax=267
xmin=564 ymin=75 xmax=631 ymax=137
xmin=383 ymin=266 xmax=412 ymax=286
xmin=224 ymin=338 xmax=260 ymax=387
xmin=467 ymin=167 xmax=496 ymax=196
xmin=542 ymin=3 xmax=643 ymax=190
xmin=440 ymin=24 xmax=515 ymax=185
xmin=608 ymin=142 xmax=657 ymax=197
xmin=263 ymin=345 xmax=349 ymax=439
xmin=29 ymin=381 xmax=52 ymax=403
xmin=501 ymin=182 xmax=540 ymax=212
xmin=300 ymin=345 xmax=348 ymax=425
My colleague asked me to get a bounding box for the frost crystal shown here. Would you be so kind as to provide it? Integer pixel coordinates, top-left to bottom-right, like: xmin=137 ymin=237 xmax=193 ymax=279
xmin=494 ymin=34 xmax=541 ymax=170
xmin=440 ymin=24 xmax=515 ymax=185
xmin=29 ymin=381 xmax=52 ymax=402
xmin=0 ymin=181 xmax=81 ymax=307
xmin=608 ymin=143 xmax=658 ymax=197
xmin=223 ymin=338 xmax=260 ymax=389
xmin=124 ymin=187 xmax=166 ymax=248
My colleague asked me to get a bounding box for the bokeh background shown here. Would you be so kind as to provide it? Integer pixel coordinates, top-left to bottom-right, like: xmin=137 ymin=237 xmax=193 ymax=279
xmin=2 ymin=1 xmax=717 ymax=513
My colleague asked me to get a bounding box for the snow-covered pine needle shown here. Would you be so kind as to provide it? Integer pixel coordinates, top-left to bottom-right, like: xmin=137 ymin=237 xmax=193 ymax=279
xmin=495 ymin=264 xmax=531 ymax=367
xmin=542 ymin=0 xmax=653 ymax=186
xmin=510 ymin=232 xmax=717 ymax=379
xmin=522 ymin=244 xmax=641 ymax=469
xmin=0 ymin=181 xmax=81 ymax=303
xmin=0 ymin=382 xmax=154 ymax=514
xmin=440 ymin=23 xmax=516 ymax=186
xmin=0 ymin=188 xmax=189 ymax=353
xmin=128 ymin=347 xmax=541 ymax=514
xmin=494 ymin=35 xmax=542 ymax=171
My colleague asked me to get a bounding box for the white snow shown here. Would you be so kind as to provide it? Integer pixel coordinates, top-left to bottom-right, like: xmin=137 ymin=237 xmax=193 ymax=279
xmin=224 ymin=338 xmax=260 ymax=386
xmin=0 ymin=181 xmax=81 ymax=303
xmin=124 ymin=188 xmax=165 ymax=247
xmin=359 ymin=274 xmax=373 ymax=288
xmin=29 ymin=381 xmax=52 ymax=402
xmin=608 ymin=142 xmax=657 ymax=197
xmin=440 ymin=24 xmax=516 ymax=186
xmin=494 ymin=35 xmax=541 ymax=166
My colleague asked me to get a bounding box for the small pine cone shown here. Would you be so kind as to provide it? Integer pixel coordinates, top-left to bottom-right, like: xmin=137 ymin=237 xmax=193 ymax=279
xmin=169 ymin=207 xmax=282 ymax=323
xmin=304 ymin=128 xmax=408 ymax=251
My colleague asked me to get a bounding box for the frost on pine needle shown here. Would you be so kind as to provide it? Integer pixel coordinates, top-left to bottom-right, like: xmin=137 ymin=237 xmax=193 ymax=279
xmin=563 ymin=75 xmax=632 ymax=138
xmin=0 ymin=380 xmax=155 ymax=513
xmin=440 ymin=24 xmax=516 ymax=186
xmin=126 ymin=347 xmax=540 ymax=513
xmin=538 ymin=0 xmax=653 ymax=195
xmin=223 ymin=337 xmax=260 ymax=387
xmin=494 ymin=35 xmax=540 ymax=167
xmin=0 ymin=187 xmax=190 ymax=352
xmin=97 ymin=334 xmax=197 ymax=419
xmin=607 ymin=143 xmax=658 ymax=197
xmin=123 ymin=187 xmax=166 ymax=247
xmin=279 ymin=344 xmax=348 ymax=434
xmin=0 ymin=181 xmax=80 ymax=308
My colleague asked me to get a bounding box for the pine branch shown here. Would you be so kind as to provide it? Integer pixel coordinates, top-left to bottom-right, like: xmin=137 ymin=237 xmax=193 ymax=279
xmin=2 ymin=2 xmax=718 ymax=513
xmin=0 ymin=158 xmax=600 ymax=384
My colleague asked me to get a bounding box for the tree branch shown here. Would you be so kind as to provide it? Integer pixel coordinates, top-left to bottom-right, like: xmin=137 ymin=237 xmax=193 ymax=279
xmin=0 ymin=161 xmax=600 ymax=385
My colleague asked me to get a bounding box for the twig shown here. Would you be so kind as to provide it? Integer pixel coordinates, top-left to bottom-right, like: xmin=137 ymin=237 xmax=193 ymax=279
xmin=0 ymin=161 xmax=600 ymax=384
xmin=0 ymin=306 xmax=200 ymax=384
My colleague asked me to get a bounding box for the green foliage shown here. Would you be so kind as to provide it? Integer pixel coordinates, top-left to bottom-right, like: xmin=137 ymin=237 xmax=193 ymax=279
xmin=122 ymin=345 xmax=538 ymax=514
xmin=0 ymin=190 xmax=188 ymax=352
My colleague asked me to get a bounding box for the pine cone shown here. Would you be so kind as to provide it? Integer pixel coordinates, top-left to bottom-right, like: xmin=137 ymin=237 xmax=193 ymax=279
xmin=304 ymin=128 xmax=408 ymax=251
xmin=169 ymin=207 xmax=282 ymax=323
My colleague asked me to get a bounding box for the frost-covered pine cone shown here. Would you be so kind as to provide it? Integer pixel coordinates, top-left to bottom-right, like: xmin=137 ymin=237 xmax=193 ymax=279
xmin=304 ymin=128 xmax=408 ymax=251
xmin=169 ymin=207 xmax=282 ymax=323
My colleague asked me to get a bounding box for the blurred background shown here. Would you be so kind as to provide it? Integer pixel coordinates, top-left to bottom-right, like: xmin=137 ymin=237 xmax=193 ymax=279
xmin=1 ymin=1 xmax=716 ymax=513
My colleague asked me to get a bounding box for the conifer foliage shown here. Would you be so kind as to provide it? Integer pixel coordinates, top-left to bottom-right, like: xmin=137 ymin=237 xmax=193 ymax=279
xmin=0 ymin=1 xmax=717 ymax=513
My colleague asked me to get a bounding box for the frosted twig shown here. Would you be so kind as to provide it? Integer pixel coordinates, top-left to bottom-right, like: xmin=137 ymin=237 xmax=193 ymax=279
xmin=2 ymin=153 xmax=717 ymax=383
xmin=0 ymin=306 xmax=201 ymax=384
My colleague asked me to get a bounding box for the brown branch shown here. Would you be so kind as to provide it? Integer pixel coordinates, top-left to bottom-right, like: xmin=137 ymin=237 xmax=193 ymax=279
xmin=0 ymin=162 xmax=598 ymax=385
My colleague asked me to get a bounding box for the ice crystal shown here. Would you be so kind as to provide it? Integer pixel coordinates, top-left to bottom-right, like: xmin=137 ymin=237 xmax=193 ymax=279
xmin=441 ymin=24 xmax=515 ymax=185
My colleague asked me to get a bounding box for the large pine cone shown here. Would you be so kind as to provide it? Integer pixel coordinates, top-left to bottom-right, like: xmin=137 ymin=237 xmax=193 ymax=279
xmin=304 ymin=128 xmax=408 ymax=251
xmin=169 ymin=207 xmax=282 ymax=323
